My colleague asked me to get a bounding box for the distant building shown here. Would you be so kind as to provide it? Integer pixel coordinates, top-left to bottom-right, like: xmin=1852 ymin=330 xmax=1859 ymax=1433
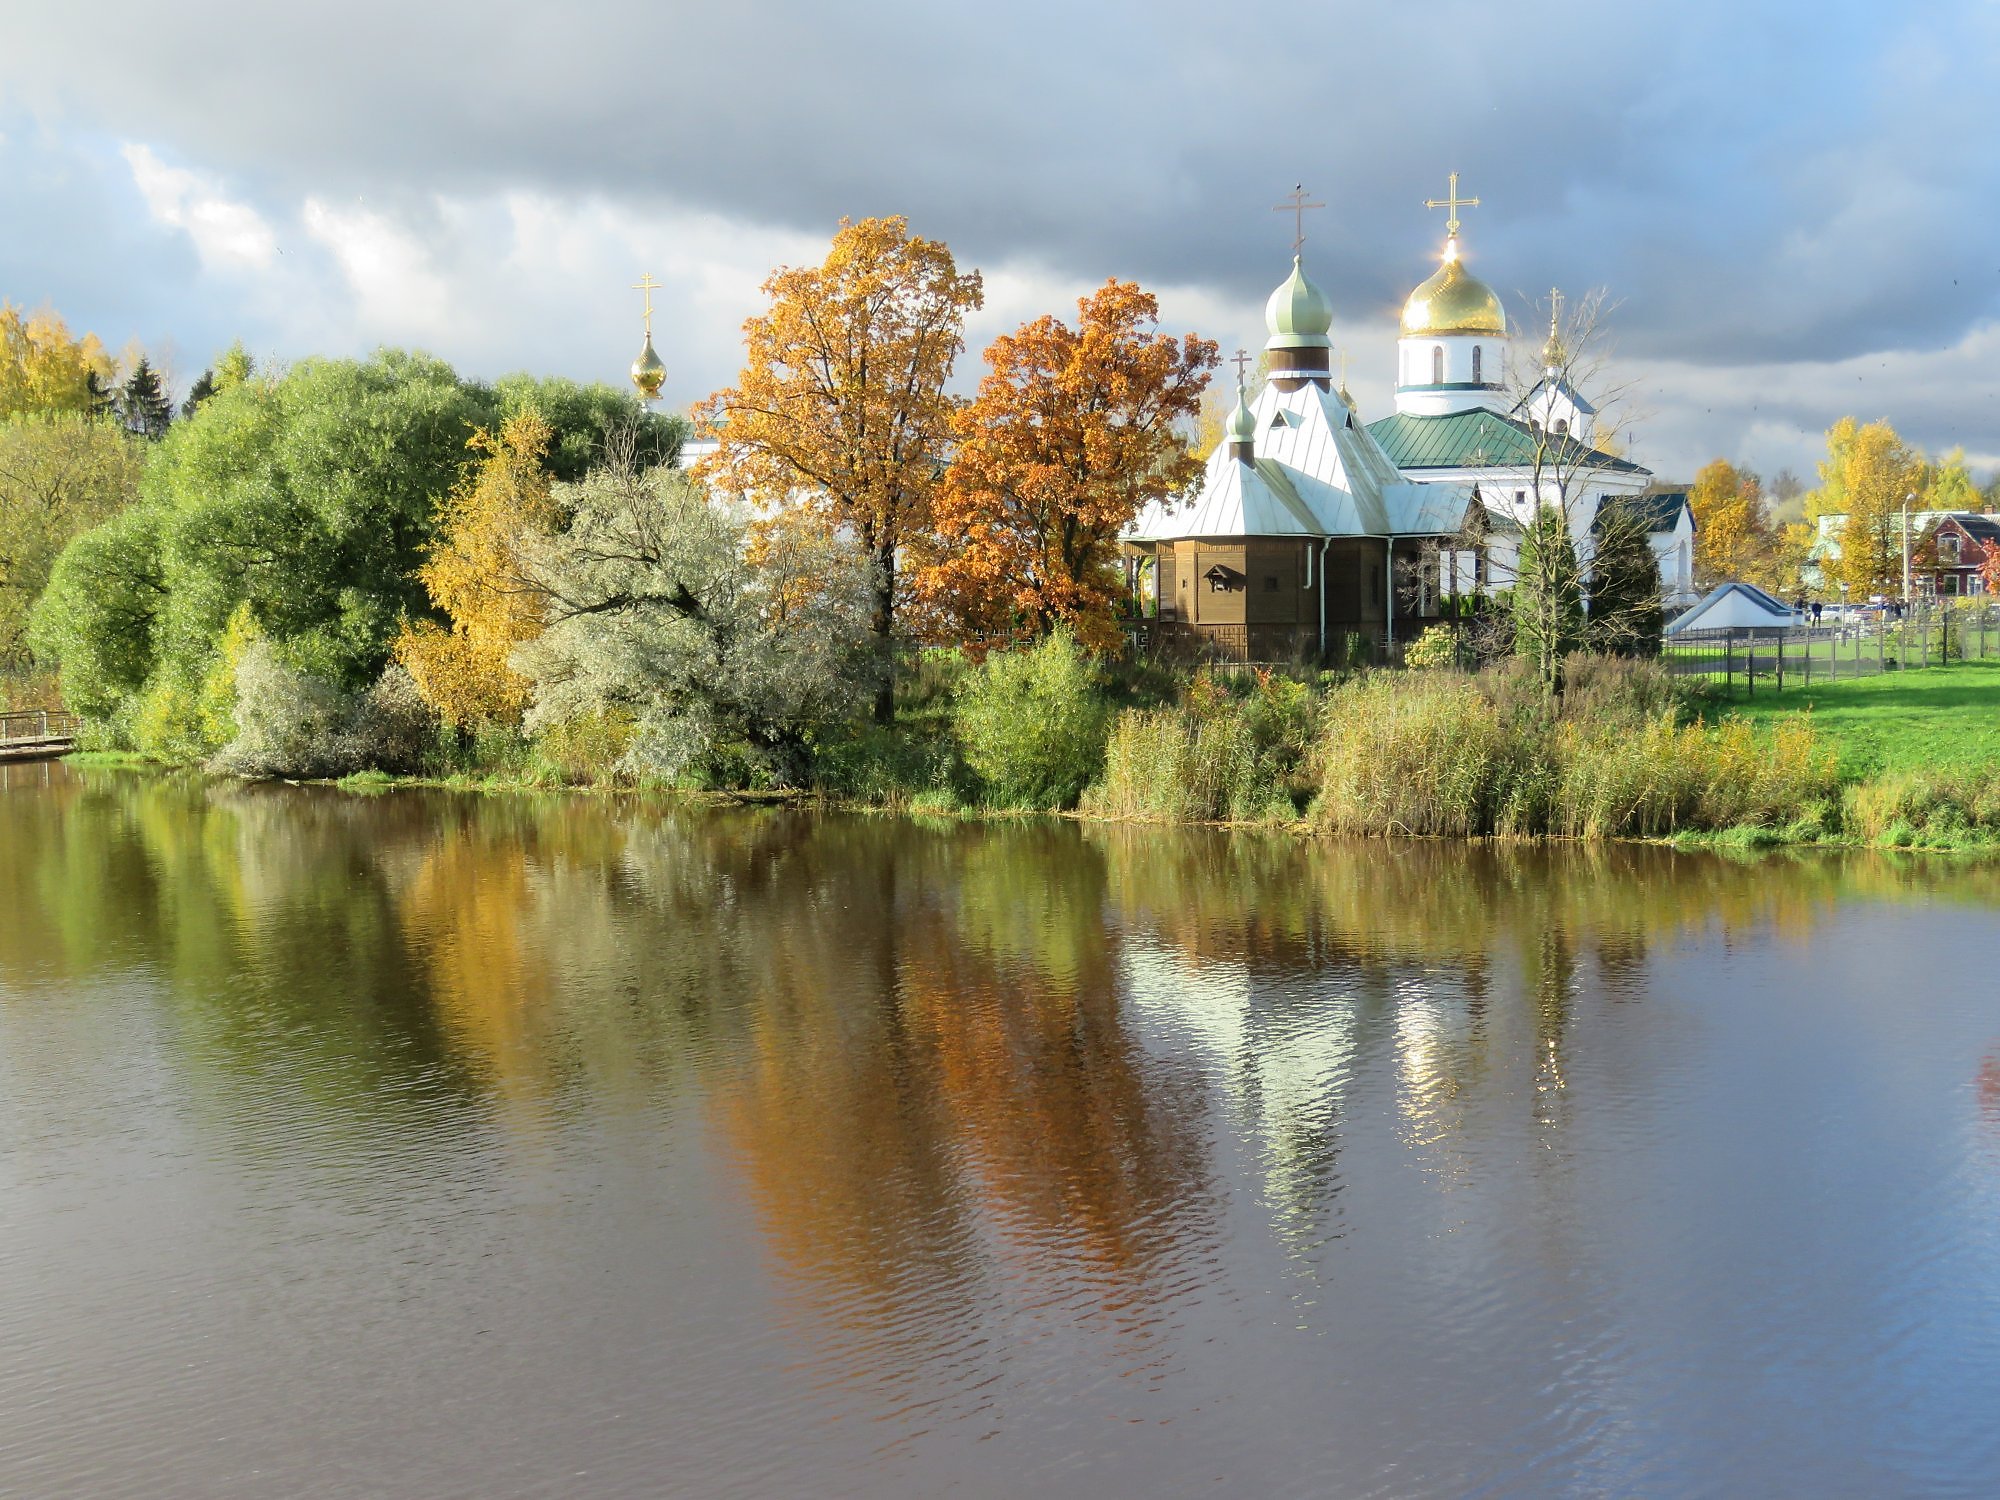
xmin=1123 ymin=203 xmax=1692 ymax=661
xmin=1665 ymin=582 xmax=1801 ymax=637
xmin=1805 ymin=510 xmax=1998 ymax=596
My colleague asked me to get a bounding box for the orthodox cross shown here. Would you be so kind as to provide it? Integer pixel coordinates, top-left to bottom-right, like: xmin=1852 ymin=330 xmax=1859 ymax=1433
xmin=1423 ymin=171 xmax=1480 ymax=239
xmin=1231 ymin=347 xmax=1254 ymax=385
xmin=1547 ymin=287 xmax=1565 ymax=346
xmin=633 ymin=274 xmax=663 ymax=334
xmin=1273 ymin=185 xmax=1325 ymax=253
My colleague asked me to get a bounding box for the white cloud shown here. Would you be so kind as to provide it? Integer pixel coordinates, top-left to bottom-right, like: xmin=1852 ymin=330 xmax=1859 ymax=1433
xmin=120 ymin=143 xmax=277 ymax=271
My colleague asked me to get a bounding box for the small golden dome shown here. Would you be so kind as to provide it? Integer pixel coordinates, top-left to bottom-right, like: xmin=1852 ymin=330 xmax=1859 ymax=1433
xmin=1401 ymin=240 xmax=1506 ymax=337
xmin=630 ymin=332 xmax=666 ymax=401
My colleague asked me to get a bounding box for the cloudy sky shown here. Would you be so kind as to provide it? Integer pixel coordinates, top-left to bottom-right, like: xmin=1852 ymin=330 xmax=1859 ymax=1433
xmin=3 ymin=0 xmax=1996 ymax=483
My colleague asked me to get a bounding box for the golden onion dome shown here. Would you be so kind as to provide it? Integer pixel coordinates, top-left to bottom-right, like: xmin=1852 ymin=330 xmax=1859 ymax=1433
xmin=630 ymin=332 xmax=667 ymax=401
xmin=1401 ymin=239 xmax=1506 ymax=337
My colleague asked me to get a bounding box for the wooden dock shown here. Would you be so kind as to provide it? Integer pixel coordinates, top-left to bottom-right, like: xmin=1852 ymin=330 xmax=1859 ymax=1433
xmin=0 ymin=710 xmax=79 ymax=762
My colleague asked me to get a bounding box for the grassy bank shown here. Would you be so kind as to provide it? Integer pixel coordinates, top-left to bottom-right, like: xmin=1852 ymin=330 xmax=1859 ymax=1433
xmin=55 ymin=638 xmax=2000 ymax=853
xmin=1725 ymin=659 xmax=2000 ymax=776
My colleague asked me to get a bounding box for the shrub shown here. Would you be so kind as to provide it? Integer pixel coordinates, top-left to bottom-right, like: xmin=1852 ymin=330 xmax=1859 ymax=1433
xmin=1403 ymin=624 xmax=1465 ymax=671
xmin=812 ymin=722 xmax=961 ymax=807
xmin=213 ymin=641 xmax=437 ymax=779
xmin=953 ymin=629 xmax=1109 ymax=809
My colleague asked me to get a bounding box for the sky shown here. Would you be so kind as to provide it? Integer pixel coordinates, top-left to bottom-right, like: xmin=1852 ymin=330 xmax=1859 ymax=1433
xmin=2 ymin=0 xmax=1997 ymax=486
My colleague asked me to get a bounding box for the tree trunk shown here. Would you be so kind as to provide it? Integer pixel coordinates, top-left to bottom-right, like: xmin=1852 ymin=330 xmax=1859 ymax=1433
xmin=871 ymin=541 xmax=896 ymax=725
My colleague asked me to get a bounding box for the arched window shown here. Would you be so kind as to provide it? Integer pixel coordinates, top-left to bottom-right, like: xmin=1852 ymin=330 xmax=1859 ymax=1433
xmin=1471 ymin=346 xmax=1483 ymax=384
xmin=1431 ymin=346 xmax=1444 ymax=384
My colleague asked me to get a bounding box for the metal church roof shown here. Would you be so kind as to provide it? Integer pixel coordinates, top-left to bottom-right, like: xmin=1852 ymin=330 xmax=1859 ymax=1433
xmin=1365 ymin=408 xmax=1648 ymax=475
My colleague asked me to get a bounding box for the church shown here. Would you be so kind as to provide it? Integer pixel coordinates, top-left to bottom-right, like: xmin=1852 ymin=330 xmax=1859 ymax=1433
xmin=1124 ymin=182 xmax=1694 ymax=661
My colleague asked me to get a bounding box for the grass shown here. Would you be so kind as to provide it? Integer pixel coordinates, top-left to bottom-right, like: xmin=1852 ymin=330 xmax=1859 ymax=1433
xmin=1723 ymin=659 xmax=2000 ymax=777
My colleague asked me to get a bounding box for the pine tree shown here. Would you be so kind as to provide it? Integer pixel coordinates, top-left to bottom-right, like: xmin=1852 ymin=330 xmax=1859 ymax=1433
xmin=181 ymin=369 xmax=217 ymax=418
xmin=1588 ymin=504 xmax=1664 ymax=657
xmin=119 ymin=358 xmax=173 ymax=440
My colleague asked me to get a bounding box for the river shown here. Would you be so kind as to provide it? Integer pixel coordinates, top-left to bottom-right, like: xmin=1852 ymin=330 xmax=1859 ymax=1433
xmin=2 ymin=761 xmax=1997 ymax=1498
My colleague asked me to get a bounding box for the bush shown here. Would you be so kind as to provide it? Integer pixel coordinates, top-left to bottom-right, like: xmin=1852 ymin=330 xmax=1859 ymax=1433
xmin=1403 ymin=624 xmax=1465 ymax=671
xmin=813 ymin=722 xmax=962 ymax=808
xmin=953 ymin=629 xmax=1109 ymax=809
xmin=213 ymin=641 xmax=437 ymax=779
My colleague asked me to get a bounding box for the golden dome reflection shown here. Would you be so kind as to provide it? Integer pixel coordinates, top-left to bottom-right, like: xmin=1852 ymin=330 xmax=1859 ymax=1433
xmin=1401 ymin=240 xmax=1507 ymax=338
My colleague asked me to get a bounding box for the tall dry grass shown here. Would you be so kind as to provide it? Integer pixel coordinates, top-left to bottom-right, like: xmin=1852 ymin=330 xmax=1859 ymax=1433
xmin=1310 ymin=663 xmax=1838 ymax=839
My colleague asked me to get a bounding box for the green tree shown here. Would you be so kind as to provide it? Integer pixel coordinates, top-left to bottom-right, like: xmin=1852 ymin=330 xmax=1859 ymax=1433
xmin=1514 ymin=505 xmax=1586 ymax=690
xmin=0 ymin=413 xmax=145 ymax=669
xmin=1587 ymin=503 xmax=1664 ymax=656
xmin=180 ymin=369 xmax=217 ymax=419
xmin=28 ymin=504 xmax=166 ymax=721
xmin=118 ymin=357 xmax=174 ymax=441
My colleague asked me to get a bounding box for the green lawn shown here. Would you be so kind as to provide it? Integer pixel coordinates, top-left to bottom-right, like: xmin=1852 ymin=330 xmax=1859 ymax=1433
xmin=1724 ymin=659 xmax=2000 ymax=776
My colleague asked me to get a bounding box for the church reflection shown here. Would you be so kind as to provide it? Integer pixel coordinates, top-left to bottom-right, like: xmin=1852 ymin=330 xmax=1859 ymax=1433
xmin=8 ymin=763 xmax=2000 ymax=1397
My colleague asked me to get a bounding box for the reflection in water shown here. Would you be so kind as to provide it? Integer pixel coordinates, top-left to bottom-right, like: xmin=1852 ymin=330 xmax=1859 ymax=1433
xmin=4 ymin=764 xmax=2000 ymax=1498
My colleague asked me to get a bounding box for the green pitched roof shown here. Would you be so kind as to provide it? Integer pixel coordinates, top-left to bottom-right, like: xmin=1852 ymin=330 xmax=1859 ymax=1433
xmin=1365 ymin=408 xmax=1648 ymax=476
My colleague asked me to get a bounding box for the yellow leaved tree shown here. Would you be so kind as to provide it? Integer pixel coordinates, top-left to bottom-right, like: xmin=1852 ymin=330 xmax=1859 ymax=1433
xmin=1819 ymin=417 xmax=1926 ymax=596
xmin=395 ymin=411 xmax=557 ymax=731
xmin=0 ymin=304 xmax=114 ymax=418
xmin=694 ymin=216 xmax=983 ymax=721
xmin=1689 ymin=458 xmax=1772 ymax=589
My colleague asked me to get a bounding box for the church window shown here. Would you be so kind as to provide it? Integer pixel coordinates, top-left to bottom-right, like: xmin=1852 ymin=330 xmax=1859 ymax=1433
xmin=1472 ymin=346 xmax=1482 ymax=383
xmin=1431 ymin=346 xmax=1444 ymax=384
xmin=1554 ymin=418 xmax=1569 ymax=435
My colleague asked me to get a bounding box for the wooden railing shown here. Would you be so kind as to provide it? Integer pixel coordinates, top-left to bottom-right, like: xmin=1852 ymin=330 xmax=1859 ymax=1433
xmin=0 ymin=710 xmax=79 ymax=744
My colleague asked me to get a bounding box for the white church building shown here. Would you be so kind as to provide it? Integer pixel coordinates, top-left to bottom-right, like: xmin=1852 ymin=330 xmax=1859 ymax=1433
xmin=1125 ymin=184 xmax=1695 ymax=660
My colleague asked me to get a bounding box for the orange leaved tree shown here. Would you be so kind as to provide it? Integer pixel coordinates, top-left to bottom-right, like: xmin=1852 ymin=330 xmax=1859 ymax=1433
xmin=395 ymin=410 xmax=557 ymax=731
xmin=695 ymin=216 xmax=982 ymax=721
xmin=920 ymin=280 xmax=1216 ymax=649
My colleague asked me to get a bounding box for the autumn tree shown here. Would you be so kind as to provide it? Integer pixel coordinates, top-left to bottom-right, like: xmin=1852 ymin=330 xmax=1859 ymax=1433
xmin=395 ymin=411 xmax=557 ymax=731
xmin=919 ymin=280 xmax=1216 ymax=648
xmin=1689 ymin=458 xmax=1772 ymax=589
xmin=694 ymin=216 xmax=983 ymax=721
xmin=0 ymin=304 xmax=114 ymax=418
xmin=1820 ymin=417 xmax=1925 ymax=596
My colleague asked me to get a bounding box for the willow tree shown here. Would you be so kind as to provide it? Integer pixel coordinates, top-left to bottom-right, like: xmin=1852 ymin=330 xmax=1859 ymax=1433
xmin=921 ymin=279 xmax=1216 ymax=649
xmin=695 ymin=216 xmax=983 ymax=720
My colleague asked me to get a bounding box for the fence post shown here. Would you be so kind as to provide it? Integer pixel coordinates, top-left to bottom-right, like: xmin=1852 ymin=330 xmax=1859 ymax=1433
xmin=1803 ymin=629 xmax=1811 ymax=688
xmin=1879 ymin=618 xmax=1886 ymax=672
xmin=1725 ymin=637 xmax=1733 ymax=696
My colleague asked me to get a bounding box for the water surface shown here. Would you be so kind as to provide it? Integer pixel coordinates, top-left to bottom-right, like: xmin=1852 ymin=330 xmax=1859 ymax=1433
xmin=2 ymin=762 xmax=1997 ymax=1498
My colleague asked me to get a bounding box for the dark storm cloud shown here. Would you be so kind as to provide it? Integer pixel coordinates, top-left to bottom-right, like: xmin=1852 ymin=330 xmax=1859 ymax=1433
xmin=6 ymin=0 xmax=1998 ymax=370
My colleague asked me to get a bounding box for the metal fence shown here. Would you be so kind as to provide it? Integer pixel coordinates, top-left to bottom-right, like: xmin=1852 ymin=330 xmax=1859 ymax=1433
xmin=1663 ymin=603 xmax=2000 ymax=698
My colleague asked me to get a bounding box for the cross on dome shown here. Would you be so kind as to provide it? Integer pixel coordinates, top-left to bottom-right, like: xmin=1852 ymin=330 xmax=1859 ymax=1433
xmin=1272 ymin=185 xmax=1325 ymax=255
xmin=1423 ymin=171 xmax=1480 ymax=243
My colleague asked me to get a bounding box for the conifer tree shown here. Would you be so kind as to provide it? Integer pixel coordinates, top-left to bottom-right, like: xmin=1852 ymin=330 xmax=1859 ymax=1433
xmin=118 ymin=357 xmax=174 ymax=440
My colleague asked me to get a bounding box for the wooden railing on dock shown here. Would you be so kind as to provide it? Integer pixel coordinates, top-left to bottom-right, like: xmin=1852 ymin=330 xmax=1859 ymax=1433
xmin=0 ymin=709 xmax=80 ymax=761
